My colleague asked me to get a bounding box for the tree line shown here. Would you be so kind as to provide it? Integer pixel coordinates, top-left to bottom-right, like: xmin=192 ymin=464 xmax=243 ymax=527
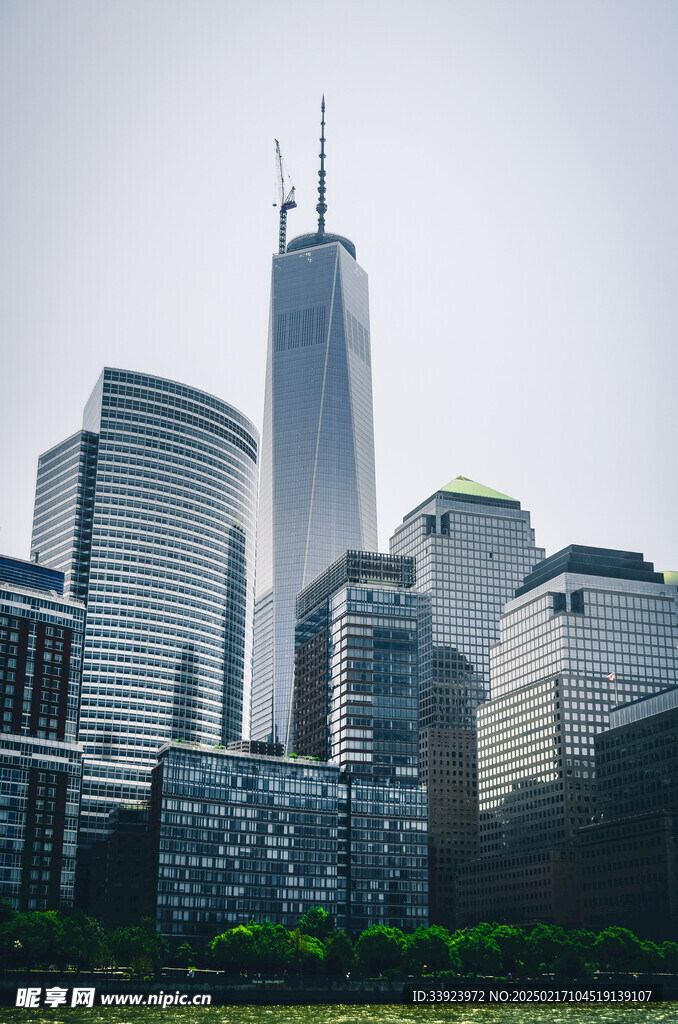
xmin=1 ymin=900 xmax=677 ymax=979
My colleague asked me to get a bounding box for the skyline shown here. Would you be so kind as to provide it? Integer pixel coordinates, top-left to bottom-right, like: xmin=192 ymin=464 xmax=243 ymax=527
xmin=2 ymin=1 xmax=677 ymax=574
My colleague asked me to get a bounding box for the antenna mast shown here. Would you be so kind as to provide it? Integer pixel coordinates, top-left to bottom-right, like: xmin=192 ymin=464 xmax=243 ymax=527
xmin=274 ymin=139 xmax=296 ymax=254
xmin=316 ymin=96 xmax=327 ymax=239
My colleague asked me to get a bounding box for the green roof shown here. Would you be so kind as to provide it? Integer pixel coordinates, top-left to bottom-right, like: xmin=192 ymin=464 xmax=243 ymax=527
xmin=441 ymin=475 xmax=516 ymax=503
xmin=662 ymin=570 xmax=678 ymax=586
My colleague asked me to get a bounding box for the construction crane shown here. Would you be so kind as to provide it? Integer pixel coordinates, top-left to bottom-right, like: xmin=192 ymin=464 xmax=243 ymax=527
xmin=273 ymin=139 xmax=297 ymax=255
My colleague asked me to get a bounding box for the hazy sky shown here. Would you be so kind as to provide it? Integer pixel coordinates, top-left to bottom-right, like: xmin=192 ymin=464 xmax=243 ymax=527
xmin=1 ymin=0 xmax=677 ymax=573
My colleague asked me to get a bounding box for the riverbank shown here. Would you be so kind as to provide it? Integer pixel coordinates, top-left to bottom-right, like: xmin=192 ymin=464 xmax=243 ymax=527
xmin=2 ymin=969 xmax=677 ymax=1006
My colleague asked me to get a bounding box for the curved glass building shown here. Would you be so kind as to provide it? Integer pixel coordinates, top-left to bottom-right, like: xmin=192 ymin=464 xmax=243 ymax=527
xmin=251 ymin=187 xmax=378 ymax=749
xmin=31 ymin=368 xmax=258 ymax=842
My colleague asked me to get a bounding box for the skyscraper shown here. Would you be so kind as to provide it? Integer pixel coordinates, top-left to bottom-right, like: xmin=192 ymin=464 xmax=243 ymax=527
xmin=251 ymin=101 xmax=378 ymax=748
xmin=389 ymin=475 xmax=544 ymax=925
xmin=457 ymin=544 xmax=674 ymax=926
xmin=31 ymin=368 xmax=258 ymax=843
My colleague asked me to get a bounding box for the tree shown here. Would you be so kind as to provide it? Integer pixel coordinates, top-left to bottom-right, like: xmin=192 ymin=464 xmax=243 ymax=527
xmin=524 ymin=924 xmax=568 ymax=975
xmin=288 ymin=929 xmax=325 ymax=974
xmin=451 ymin=930 xmax=502 ymax=977
xmin=298 ymin=906 xmax=334 ymax=942
xmin=404 ymin=927 xmax=451 ymax=976
xmin=175 ymin=941 xmax=197 ymax=969
xmin=248 ymin=921 xmax=294 ymax=974
xmin=355 ymin=925 xmax=405 ymax=976
xmin=592 ymin=926 xmax=644 ymax=973
xmin=662 ymin=941 xmax=678 ymax=973
xmin=208 ymin=926 xmax=256 ymax=975
xmin=640 ymin=940 xmax=664 ymax=974
xmin=107 ymin=917 xmax=168 ymax=977
xmin=488 ymin=925 xmax=526 ymax=976
xmin=57 ymin=908 xmax=107 ymax=970
xmin=323 ymin=930 xmax=355 ymax=976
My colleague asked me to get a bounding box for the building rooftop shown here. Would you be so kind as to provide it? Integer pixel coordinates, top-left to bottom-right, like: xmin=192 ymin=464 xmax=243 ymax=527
xmin=296 ymin=549 xmax=416 ymax=620
xmin=0 ymin=554 xmax=64 ymax=597
xmin=516 ymin=544 xmax=664 ymax=597
xmin=441 ymin=475 xmax=517 ymax=503
xmin=286 ymin=232 xmax=356 ymax=260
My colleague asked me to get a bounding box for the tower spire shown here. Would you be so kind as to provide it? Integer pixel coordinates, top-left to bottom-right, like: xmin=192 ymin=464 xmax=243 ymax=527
xmin=316 ymin=96 xmax=326 ymax=239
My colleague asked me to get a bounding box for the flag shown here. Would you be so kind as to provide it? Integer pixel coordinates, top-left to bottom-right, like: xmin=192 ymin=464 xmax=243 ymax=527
xmin=606 ymin=673 xmax=616 ymax=682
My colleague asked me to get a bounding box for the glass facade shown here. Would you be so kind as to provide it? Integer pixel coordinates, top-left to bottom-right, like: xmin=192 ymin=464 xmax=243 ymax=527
xmin=151 ymin=743 xmax=428 ymax=941
xmin=480 ymin=564 xmax=677 ymax=855
xmin=0 ymin=559 xmax=85 ymax=909
xmin=31 ymin=369 xmax=258 ymax=843
xmin=293 ymin=551 xmax=421 ymax=780
xmin=31 ymin=431 xmax=99 ymax=604
xmin=389 ymin=479 xmax=543 ymax=924
xmin=252 ymin=239 xmax=378 ymax=750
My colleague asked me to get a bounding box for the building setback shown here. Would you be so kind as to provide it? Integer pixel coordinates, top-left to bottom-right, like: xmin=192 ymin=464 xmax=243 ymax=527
xmin=0 ymin=556 xmax=84 ymax=910
xmin=389 ymin=476 xmax=544 ymax=926
xmin=251 ymin=102 xmax=378 ymax=750
xmin=459 ymin=545 xmax=675 ymax=926
xmin=30 ymin=368 xmax=258 ymax=846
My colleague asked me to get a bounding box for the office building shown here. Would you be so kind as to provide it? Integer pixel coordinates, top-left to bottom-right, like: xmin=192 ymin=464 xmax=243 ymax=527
xmin=293 ymin=549 xmax=420 ymax=779
xmin=251 ymin=101 xmax=378 ymax=749
xmin=389 ymin=476 xmax=544 ymax=924
xmin=0 ymin=556 xmax=85 ymax=909
xmin=460 ymin=545 xmax=674 ymax=925
xmin=31 ymin=369 xmax=258 ymax=844
xmin=579 ymin=686 xmax=678 ymax=936
xmin=151 ymin=742 xmax=428 ymax=941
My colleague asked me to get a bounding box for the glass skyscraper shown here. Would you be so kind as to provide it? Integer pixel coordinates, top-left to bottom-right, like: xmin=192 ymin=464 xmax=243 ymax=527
xmin=457 ymin=545 xmax=675 ymax=926
xmin=251 ymin=107 xmax=378 ymax=749
xmin=31 ymin=368 xmax=258 ymax=843
xmin=389 ymin=475 xmax=544 ymax=925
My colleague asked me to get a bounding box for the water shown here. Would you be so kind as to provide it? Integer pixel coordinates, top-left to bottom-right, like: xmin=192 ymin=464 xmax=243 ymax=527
xmin=3 ymin=1005 xmax=674 ymax=1024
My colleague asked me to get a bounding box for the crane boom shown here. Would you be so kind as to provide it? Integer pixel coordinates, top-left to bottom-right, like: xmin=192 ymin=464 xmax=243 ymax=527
xmin=274 ymin=139 xmax=296 ymax=254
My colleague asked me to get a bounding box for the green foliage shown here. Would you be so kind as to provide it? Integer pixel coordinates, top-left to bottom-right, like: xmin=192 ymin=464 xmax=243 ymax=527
xmin=640 ymin=940 xmax=664 ymax=973
xmin=404 ymin=926 xmax=451 ymax=975
xmin=56 ymin=907 xmax=107 ymax=970
xmin=107 ymin=917 xmax=168 ymax=977
xmin=323 ymin=930 xmax=355 ymax=975
xmin=0 ymin=911 xmax=61 ymax=969
xmin=662 ymin=941 xmax=678 ymax=972
xmin=174 ymin=941 xmax=197 ymax=968
xmin=451 ymin=930 xmax=502 ymax=977
xmin=298 ymin=906 xmax=334 ymax=941
xmin=288 ymin=929 xmax=325 ymax=974
xmin=208 ymin=926 xmax=256 ymax=974
xmin=593 ymin=926 xmax=644 ymax=973
xmin=487 ymin=925 xmax=526 ymax=975
xmin=355 ymin=925 xmax=405 ymax=976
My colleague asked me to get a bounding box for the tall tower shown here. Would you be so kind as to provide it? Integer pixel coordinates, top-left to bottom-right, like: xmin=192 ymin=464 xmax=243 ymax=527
xmin=251 ymin=100 xmax=378 ymax=748
xmin=390 ymin=475 xmax=544 ymax=926
xmin=31 ymin=368 xmax=259 ymax=844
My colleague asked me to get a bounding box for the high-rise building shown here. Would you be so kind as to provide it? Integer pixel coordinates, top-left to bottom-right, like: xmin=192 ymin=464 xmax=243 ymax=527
xmin=458 ymin=544 xmax=675 ymax=926
xmin=289 ymin=549 xmax=429 ymax=929
xmin=0 ymin=556 xmax=85 ymax=910
xmin=293 ymin=549 xmax=420 ymax=778
xmin=389 ymin=476 xmax=544 ymax=925
xmin=579 ymin=685 xmax=678 ymax=936
xmin=30 ymin=368 xmax=258 ymax=844
xmin=251 ymin=102 xmax=378 ymax=749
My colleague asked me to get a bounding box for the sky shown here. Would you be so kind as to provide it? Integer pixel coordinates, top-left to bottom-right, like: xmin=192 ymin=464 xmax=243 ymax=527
xmin=1 ymin=0 xmax=677 ymax=573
